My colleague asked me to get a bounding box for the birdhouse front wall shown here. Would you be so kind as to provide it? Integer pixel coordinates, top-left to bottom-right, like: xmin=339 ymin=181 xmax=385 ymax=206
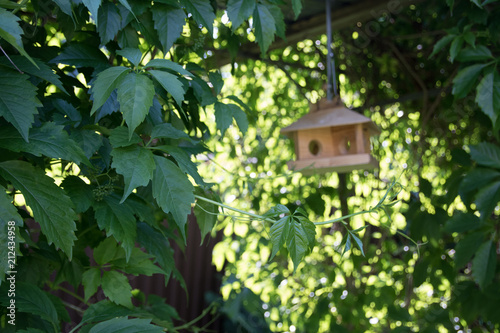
xmin=296 ymin=128 xmax=335 ymax=160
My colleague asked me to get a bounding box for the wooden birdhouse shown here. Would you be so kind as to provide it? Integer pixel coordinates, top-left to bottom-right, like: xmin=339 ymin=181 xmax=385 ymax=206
xmin=281 ymin=97 xmax=380 ymax=174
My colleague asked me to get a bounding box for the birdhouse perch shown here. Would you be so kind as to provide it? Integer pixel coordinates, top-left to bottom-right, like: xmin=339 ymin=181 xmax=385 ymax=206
xmin=281 ymin=97 xmax=380 ymax=174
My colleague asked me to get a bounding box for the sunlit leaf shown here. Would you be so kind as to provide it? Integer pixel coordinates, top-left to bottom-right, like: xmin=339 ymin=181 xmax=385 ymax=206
xmin=183 ymin=0 xmax=216 ymax=36
xmin=253 ymin=3 xmax=276 ymax=55
xmin=227 ymin=0 xmax=256 ymax=31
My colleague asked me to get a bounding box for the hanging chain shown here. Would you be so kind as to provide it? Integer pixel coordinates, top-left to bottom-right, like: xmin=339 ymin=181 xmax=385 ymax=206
xmin=326 ymin=0 xmax=337 ymax=100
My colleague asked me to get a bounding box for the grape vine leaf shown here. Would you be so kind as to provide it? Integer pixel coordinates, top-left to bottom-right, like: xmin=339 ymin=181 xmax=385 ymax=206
xmin=183 ymin=0 xmax=216 ymax=36
xmin=111 ymin=145 xmax=155 ymax=202
xmin=472 ymin=239 xmax=497 ymax=290
xmin=148 ymin=69 xmax=185 ymax=106
xmin=152 ymin=155 xmax=195 ymax=241
xmin=0 ymin=122 xmax=89 ymax=166
xmin=227 ymin=0 xmax=256 ymax=31
xmin=93 ymin=194 xmax=137 ymax=261
xmin=117 ymin=72 xmax=155 ymax=139
xmin=0 ymin=161 xmax=77 ymax=258
xmin=82 ymin=268 xmax=101 ymax=302
xmin=101 ymin=270 xmax=133 ymax=308
xmin=89 ymin=317 xmax=164 ymax=333
xmin=214 ymin=102 xmax=248 ymax=136
xmin=253 ymin=3 xmax=276 ymax=54
xmin=97 ymin=2 xmax=121 ymax=44
xmin=90 ymin=66 xmax=130 ymax=115
xmin=152 ymin=4 xmax=186 ymax=53
xmin=0 ymin=68 xmax=41 ymax=142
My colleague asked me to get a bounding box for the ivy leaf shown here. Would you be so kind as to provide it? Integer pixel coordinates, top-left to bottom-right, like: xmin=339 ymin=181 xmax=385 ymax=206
xmin=183 ymin=0 xmax=216 ymax=36
xmin=227 ymin=0 xmax=256 ymax=31
xmin=452 ymin=64 xmax=488 ymax=99
xmin=93 ymin=194 xmax=137 ymax=261
xmin=82 ymin=268 xmax=101 ymax=302
xmin=469 ymin=142 xmax=500 ymax=169
xmin=475 ymin=71 xmax=500 ymax=126
xmin=472 ymin=239 xmax=497 ymax=290
xmin=253 ymin=3 xmax=276 ymax=55
xmin=0 ymin=122 xmax=89 ymax=166
xmin=16 ymin=282 xmax=58 ymax=327
xmin=109 ymin=126 xmax=142 ymax=148
xmin=116 ymin=48 xmax=142 ymax=67
xmin=152 ymin=4 xmax=186 ymax=53
xmin=454 ymin=232 xmax=484 ymax=269
xmin=287 ymin=217 xmax=311 ymax=271
xmin=61 ymin=175 xmax=93 ymax=213
xmin=101 ymin=270 xmax=133 ymax=308
xmin=145 ymin=59 xmax=193 ymax=77
xmin=50 ymin=43 xmax=109 ymax=68
xmin=0 ymin=8 xmax=38 ymax=67
xmin=148 ymin=69 xmax=185 ymax=106
xmin=117 ymin=72 xmax=156 ymax=139
xmin=429 ymin=35 xmax=455 ymax=59
xmin=269 ymin=216 xmax=291 ymax=259
xmin=152 ymin=156 xmax=195 ymax=241
xmin=82 ymin=0 xmax=102 ymax=24
xmin=97 ymin=2 xmax=121 ymax=44
xmin=0 ymin=56 xmax=67 ymax=94
xmin=89 ymin=317 xmax=163 ymax=333
xmin=194 ymin=188 xmax=219 ymax=243
xmin=90 ymin=66 xmax=130 ymax=114
xmin=111 ymin=145 xmax=155 ymax=202
xmin=214 ymin=102 xmax=248 ymax=136
xmin=292 ymin=0 xmax=302 ymax=19
xmin=444 ymin=212 xmax=483 ymax=233
xmin=0 ymin=68 xmax=40 ymax=142
xmin=0 ymin=161 xmax=77 ymax=258
xmin=137 ymin=222 xmax=176 ymax=280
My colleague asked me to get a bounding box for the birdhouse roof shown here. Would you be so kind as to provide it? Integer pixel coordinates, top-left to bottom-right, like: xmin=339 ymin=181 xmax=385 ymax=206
xmin=281 ymin=98 xmax=380 ymax=134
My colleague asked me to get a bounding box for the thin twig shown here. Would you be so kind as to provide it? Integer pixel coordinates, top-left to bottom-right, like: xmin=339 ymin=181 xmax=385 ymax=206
xmin=0 ymin=45 xmax=24 ymax=74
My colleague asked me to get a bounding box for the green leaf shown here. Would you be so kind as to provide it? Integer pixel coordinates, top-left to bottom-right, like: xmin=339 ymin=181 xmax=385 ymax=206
xmin=459 ymin=168 xmax=500 ymax=197
xmin=0 ymin=56 xmax=68 ymax=94
xmin=253 ymin=3 xmax=276 ymax=55
xmin=116 ymin=48 xmax=142 ymax=67
xmin=214 ymin=102 xmax=248 ymax=136
xmin=148 ymin=69 xmax=185 ymax=106
xmin=267 ymin=4 xmax=286 ymax=40
xmin=469 ymin=142 xmax=500 ymax=169
xmin=269 ymin=216 xmax=291 ymax=259
xmin=82 ymin=300 xmax=132 ymax=325
xmin=93 ymin=194 xmax=137 ymax=261
xmin=209 ymin=71 xmax=224 ymax=96
xmin=457 ymin=45 xmax=493 ymax=62
xmin=109 ymin=126 xmax=142 ymax=148
xmin=191 ymin=76 xmax=217 ymax=106
xmin=50 ymin=43 xmax=109 ymax=68
xmin=449 ymin=36 xmax=464 ymax=63
xmin=101 ymin=270 xmax=133 ymax=308
xmin=61 ymin=176 xmax=93 ymax=213
xmin=89 ymin=317 xmax=163 ymax=333
xmin=429 ymin=34 xmax=455 ymax=59
xmin=474 ymin=180 xmax=500 ymax=220
xmin=117 ymin=72 xmax=156 ymax=139
xmin=452 ymin=64 xmax=487 ymax=99
xmin=16 ymin=282 xmax=58 ymax=327
xmin=82 ymin=0 xmax=102 ymax=24
xmin=292 ymin=0 xmax=302 ymax=19
xmin=152 ymin=156 xmax=195 ymax=240
xmin=453 ymin=232 xmax=484 ymax=270
xmin=82 ymin=268 xmax=101 ymax=302
xmin=471 ymin=0 xmax=482 ymax=7
xmin=0 ymin=161 xmax=77 ymax=258
xmin=0 ymin=186 xmax=23 ymax=281
xmin=0 ymin=8 xmax=38 ymax=68
xmin=342 ymin=234 xmax=352 ymax=257
xmin=349 ymin=231 xmax=365 ymax=256
xmin=194 ymin=188 xmax=219 ymax=243
xmin=183 ymin=0 xmax=216 ymax=36
xmin=152 ymin=4 xmax=186 ymax=53
xmin=145 ymin=59 xmax=193 ymax=77
xmin=287 ymin=217 xmax=311 ymax=271
xmin=137 ymin=222 xmax=175 ymax=278
xmin=70 ymin=129 xmax=104 ymax=158
xmin=264 ymin=204 xmax=290 ymax=218
xmin=475 ymin=71 xmax=500 ymax=126
xmin=227 ymin=0 xmax=256 ymax=31
xmin=53 ymin=0 xmax=72 ymax=15
xmin=0 ymin=68 xmax=40 ymax=142
xmin=97 ymin=2 xmax=121 ymax=44
xmin=118 ymin=247 xmax=165 ymax=276
xmin=90 ymin=66 xmax=130 ymax=114
xmin=151 ymin=123 xmax=192 ymax=141
xmin=444 ymin=212 xmax=483 ymax=233
xmin=295 ymin=216 xmax=316 ymax=249
xmin=157 ymin=145 xmax=206 ymax=185
xmin=0 ymin=122 xmax=89 ymax=165
xmin=111 ymin=145 xmax=155 ymax=202
xmin=472 ymin=239 xmax=497 ymax=290
xmin=93 ymin=237 xmax=125 ymax=265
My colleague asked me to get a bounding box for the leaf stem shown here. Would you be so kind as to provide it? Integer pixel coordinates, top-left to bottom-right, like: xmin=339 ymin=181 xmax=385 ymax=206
xmin=313 ymin=209 xmax=374 ymax=226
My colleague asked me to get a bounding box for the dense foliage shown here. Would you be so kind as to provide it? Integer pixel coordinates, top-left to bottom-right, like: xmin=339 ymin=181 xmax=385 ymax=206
xmin=0 ymin=0 xmax=499 ymax=332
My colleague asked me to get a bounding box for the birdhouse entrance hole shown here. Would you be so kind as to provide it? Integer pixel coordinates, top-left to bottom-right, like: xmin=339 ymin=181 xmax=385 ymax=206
xmin=309 ymin=140 xmax=321 ymax=156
